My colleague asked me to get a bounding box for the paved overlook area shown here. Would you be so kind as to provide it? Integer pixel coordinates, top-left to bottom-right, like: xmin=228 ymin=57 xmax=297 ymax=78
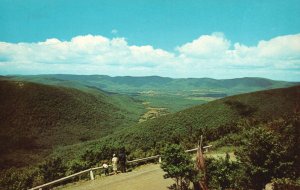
xmin=56 ymin=164 xmax=173 ymax=190
xmin=53 ymin=152 xmax=233 ymax=190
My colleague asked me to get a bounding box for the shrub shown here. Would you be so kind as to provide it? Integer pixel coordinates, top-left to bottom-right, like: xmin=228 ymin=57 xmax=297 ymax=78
xmin=161 ymin=144 xmax=196 ymax=190
xmin=272 ymin=178 xmax=300 ymax=190
xmin=236 ymin=124 xmax=298 ymax=189
xmin=39 ymin=157 xmax=67 ymax=183
xmin=0 ymin=168 xmax=36 ymax=190
xmin=206 ymin=153 xmax=241 ymax=189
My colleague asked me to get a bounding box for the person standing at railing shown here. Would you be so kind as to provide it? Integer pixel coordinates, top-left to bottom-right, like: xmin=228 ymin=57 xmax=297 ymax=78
xmin=102 ymin=163 xmax=109 ymax=176
xmin=112 ymin=154 xmax=119 ymax=175
xmin=119 ymin=147 xmax=127 ymax=173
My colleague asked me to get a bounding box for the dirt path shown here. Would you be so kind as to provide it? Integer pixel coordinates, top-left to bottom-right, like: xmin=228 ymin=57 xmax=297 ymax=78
xmin=57 ymin=164 xmax=173 ymax=190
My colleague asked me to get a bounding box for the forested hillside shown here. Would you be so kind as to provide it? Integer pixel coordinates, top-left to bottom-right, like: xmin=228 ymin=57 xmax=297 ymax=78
xmin=0 ymin=79 xmax=144 ymax=169
xmin=12 ymin=75 xmax=297 ymax=95
xmin=9 ymin=75 xmax=299 ymax=112
xmin=1 ymin=82 xmax=299 ymax=190
xmin=78 ymin=85 xmax=300 ymax=158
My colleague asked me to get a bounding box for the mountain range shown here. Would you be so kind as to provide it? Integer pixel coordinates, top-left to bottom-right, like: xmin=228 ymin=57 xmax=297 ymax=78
xmin=0 ymin=75 xmax=299 ymax=169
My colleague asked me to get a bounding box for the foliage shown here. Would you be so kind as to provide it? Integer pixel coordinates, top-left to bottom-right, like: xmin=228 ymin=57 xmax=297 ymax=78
xmin=39 ymin=157 xmax=67 ymax=183
xmin=205 ymin=153 xmax=241 ymax=189
xmin=80 ymin=145 xmax=119 ymax=168
xmin=272 ymin=178 xmax=300 ymax=190
xmin=0 ymin=168 xmax=37 ymax=190
xmin=45 ymin=85 xmax=299 ymax=176
xmin=161 ymin=144 xmax=196 ymax=190
xmin=0 ymin=79 xmax=144 ymax=169
xmin=236 ymin=119 xmax=299 ymax=189
xmin=12 ymin=74 xmax=297 ymax=97
xmin=1 ymin=77 xmax=299 ymax=189
xmin=12 ymin=75 xmax=297 ymax=115
xmin=224 ymin=100 xmax=257 ymax=117
xmin=103 ymin=85 xmax=299 ymax=157
xmin=69 ymin=161 xmax=87 ymax=174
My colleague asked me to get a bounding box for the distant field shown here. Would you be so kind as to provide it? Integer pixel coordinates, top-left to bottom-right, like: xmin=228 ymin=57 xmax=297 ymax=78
xmin=135 ymin=93 xmax=211 ymax=113
xmin=186 ymin=97 xmax=219 ymax=101
xmin=138 ymin=105 xmax=169 ymax=123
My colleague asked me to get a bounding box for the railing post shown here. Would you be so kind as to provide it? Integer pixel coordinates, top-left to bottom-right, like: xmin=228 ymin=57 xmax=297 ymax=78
xmin=90 ymin=169 xmax=94 ymax=180
xmin=158 ymin=156 xmax=162 ymax=163
xmin=39 ymin=188 xmax=42 ymax=190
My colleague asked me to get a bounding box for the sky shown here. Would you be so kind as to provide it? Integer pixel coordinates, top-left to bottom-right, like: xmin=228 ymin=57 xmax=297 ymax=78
xmin=0 ymin=0 xmax=300 ymax=81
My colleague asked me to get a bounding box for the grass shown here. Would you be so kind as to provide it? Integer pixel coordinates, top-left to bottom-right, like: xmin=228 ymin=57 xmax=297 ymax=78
xmin=136 ymin=94 xmax=208 ymax=113
xmin=205 ymin=146 xmax=238 ymax=161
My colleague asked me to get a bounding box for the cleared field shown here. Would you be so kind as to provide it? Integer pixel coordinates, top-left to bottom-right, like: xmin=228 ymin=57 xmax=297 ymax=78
xmin=139 ymin=106 xmax=169 ymax=123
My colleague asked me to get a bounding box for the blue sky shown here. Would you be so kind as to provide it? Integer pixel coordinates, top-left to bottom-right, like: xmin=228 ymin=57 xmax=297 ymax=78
xmin=0 ymin=0 xmax=300 ymax=81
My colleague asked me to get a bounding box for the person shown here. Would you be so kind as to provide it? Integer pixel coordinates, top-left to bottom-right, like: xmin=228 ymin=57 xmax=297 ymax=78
xmin=102 ymin=163 xmax=109 ymax=176
xmin=111 ymin=154 xmax=118 ymax=175
xmin=119 ymin=147 xmax=127 ymax=173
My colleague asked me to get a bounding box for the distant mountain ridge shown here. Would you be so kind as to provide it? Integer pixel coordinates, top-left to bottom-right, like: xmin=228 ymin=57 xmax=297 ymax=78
xmin=9 ymin=75 xmax=298 ymax=95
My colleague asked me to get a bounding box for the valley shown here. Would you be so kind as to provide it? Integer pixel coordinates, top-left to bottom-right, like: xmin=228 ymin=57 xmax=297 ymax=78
xmin=0 ymin=75 xmax=299 ymax=190
xmin=10 ymin=75 xmax=298 ymax=113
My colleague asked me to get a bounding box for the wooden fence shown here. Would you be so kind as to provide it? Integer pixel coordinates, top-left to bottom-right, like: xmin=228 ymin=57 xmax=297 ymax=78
xmin=29 ymin=145 xmax=212 ymax=190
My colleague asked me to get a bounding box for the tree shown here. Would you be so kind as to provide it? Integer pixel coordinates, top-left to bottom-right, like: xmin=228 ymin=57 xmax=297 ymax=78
xmin=39 ymin=157 xmax=67 ymax=182
xmin=206 ymin=153 xmax=241 ymax=190
xmin=161 ymin=144 xmax=196 ymax=190
xmin=0 ymin=168 xmax=36 ymax=190
xmin=236 ymin=124 xmax=298 ymax=189
xmin=81 ymin=150 xmax=98 ymax=168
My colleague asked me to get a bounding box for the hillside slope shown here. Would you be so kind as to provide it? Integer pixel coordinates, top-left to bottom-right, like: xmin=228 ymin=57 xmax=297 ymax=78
xmin=11 ymin=75 xmax=298 ymax=95
xmin=0 ymin=79 xmax=144 ymax=168
xmin=9 ymin=75 xmax=299 ymax=113
xmin=82 ymin=85 xmax=300 ymax=157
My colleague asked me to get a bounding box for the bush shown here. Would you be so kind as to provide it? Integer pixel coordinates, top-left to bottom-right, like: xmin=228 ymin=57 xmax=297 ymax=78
xmin=39 ymin=157 xmax=67 ymax=183
xmin=69 ymin=161 xmax=88 ymax=173
xmin=0 ymin=168 xmax=36 ymax=190
xmin=272 ymin=178 xmax=300 ymax=190
xmin=206 ymin=153 xmax=241 ymax=189
xmin=236 ymin=124 xmax=298 ymax=189
xmin=161 ymin=144 xmax=196 ymax=190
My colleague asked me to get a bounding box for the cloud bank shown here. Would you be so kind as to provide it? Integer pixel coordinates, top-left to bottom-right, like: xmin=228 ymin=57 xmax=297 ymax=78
xmin=0 ymin=33 xmax=299 ymax=81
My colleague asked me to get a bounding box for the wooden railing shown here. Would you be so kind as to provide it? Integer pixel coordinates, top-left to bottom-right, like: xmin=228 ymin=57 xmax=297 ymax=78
xmin=29 ymin=168 xmax=96 ymax=190
xmin=29 ymin=145 xmax=212 ymax=190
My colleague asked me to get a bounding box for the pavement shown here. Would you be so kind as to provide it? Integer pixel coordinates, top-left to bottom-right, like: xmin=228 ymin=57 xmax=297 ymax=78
xmin=56 ymin=164 xmax=173 ymax=190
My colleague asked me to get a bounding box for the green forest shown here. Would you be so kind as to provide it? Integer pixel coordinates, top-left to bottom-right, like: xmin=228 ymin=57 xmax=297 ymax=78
xmin=0 ymin=76 xmax=299 ymax=190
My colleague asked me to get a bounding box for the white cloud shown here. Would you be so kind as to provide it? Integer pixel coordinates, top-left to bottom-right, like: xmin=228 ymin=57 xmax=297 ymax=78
xmin=0 ymin=34 xmax=174 ymax=67
xmin=257 ymin=34 xmax=300 ymax=59
xmin=0 ymin=33 xmax=299 ymax=81
xmin=176 ymin=32 xmax=230 ymax=58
